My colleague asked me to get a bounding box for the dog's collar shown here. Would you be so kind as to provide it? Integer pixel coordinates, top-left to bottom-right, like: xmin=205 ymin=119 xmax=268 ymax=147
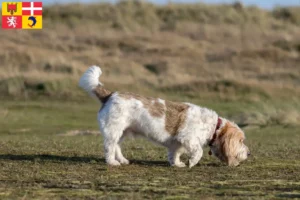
xmin=208 ymin=117 xmax=222 ymax=147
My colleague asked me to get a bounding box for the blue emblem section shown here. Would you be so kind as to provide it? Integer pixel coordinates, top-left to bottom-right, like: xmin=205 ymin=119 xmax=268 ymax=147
xmin=28 ymin=16 xmax=37 ymax=28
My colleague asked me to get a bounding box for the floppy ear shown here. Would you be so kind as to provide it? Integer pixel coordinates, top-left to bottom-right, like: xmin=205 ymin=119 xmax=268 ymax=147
xmin=220 ymin=133 xmax=235 ymax=165
xmin=219 ymin=123 xmax=238 ymax=166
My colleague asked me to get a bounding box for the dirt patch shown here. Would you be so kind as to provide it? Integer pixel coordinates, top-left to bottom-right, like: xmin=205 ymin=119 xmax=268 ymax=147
xmin=59 ymin=130 xmax=101 ymax=136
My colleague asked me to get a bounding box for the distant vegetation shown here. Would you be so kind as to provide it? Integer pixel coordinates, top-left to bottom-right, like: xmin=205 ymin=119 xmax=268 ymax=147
xmin=43 ymin=1 xmax=300 ymax=28
xmin=0 ymin=1 xmax=299 ymax=125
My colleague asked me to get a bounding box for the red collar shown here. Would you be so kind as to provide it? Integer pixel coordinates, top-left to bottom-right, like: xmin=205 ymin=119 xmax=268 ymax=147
xmin=208 ymin=117 xmax=222 ymax=147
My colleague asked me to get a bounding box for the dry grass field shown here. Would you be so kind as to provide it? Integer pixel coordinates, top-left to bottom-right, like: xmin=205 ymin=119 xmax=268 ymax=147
xmin=0 ymin=1 xmax=300 ymax=199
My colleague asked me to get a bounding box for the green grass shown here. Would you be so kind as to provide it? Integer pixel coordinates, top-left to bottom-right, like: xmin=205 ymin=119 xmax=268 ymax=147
xmin=0 ymin=100 xmax=300 ymax=199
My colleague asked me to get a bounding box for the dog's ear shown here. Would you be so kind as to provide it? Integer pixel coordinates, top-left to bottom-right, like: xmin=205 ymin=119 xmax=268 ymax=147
xmin=219 ymin=122 xmax=245 ymax=166
xmin=221 ymin=135 xmax=236 ymax=166
xmin=219 ymin=122 xmax=239 ymax=166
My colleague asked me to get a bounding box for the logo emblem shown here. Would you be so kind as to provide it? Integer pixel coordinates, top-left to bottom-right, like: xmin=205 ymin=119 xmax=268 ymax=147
xmin=7 ymin=3 xmax=17 ymax=15
xmin=6 ymin=16 xmax=18 ymax=28
xmin=28 ymin=16 xmax=36 ymax=28
xmin=2 ymin=2 xmax=43 ymax=29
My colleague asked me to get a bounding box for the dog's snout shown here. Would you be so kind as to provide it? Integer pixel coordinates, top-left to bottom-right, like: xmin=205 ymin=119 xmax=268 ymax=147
xmin=247 ymin=151 xmax=251 ymax=156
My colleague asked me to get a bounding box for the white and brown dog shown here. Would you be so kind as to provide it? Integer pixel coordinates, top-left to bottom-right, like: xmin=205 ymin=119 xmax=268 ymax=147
xmin=79 ymin=66 xmax=250 ymax=168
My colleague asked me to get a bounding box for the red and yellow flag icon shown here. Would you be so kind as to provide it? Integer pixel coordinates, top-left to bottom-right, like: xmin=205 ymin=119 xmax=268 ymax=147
xmin=2 ymin=2 xmax=43 ymax=29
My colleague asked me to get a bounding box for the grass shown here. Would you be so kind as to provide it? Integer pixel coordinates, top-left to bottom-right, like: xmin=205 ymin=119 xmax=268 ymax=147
xmin=0 ymin=100 xmax=300 ymax=199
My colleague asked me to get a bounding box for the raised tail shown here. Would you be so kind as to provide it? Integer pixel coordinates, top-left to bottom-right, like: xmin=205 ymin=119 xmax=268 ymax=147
xmin=79 ymin=66 xmax=112 ymax=103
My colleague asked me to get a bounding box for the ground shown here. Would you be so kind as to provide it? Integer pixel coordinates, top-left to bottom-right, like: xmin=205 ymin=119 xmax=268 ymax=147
xmin=0 ymin=100 xmax=299 ymax=199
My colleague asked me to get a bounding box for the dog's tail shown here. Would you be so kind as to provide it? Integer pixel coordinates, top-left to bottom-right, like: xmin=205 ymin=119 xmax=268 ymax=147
xmin=79 ymin=66 xmax=112 ymax=103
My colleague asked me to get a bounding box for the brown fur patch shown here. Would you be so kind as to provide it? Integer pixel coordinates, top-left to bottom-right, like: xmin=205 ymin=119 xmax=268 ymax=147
xmin=119 ymin=93 xmax=165 ymax=117
xmin=165 ymin=101 xmax=189 ymax=136
xmin=93 ymin=85 xmax=113 ymax=104
xmin=119 ymin=92 xmax=189 ymax=135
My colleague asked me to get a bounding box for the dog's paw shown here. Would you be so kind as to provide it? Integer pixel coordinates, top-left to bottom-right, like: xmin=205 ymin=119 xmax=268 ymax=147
xmin=188 ymin=160 xmax=198 ymax=168
xmin=107 ymin=160 xmax=121 ymax=166
xmin=119 ymin=158 xmax=130 ymax=165
xmin=173 ymin=162 xmax=186 ymax=168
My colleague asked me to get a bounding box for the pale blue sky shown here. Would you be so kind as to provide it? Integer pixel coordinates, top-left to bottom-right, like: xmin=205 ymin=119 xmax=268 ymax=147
xmin=2 ymin=0 xmax=300 ymax=9
xmin=44 ymin=0 xmax=299 ymax=9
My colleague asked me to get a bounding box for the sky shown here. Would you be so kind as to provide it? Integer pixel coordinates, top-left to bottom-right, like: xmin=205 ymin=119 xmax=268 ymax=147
xmin=2 ymin=0 xmax=300 ymax=9
xmin=40 ymin=0 xmax=300 ymax=9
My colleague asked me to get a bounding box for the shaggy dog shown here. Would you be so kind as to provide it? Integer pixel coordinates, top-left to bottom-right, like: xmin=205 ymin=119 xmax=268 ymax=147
xmin=79 ymin=66 xmax=250 ymax=168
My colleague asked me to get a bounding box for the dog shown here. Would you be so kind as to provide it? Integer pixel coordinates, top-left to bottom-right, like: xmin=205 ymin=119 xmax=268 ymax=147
xmin=79 ymin=66 xmax=250 ymax=168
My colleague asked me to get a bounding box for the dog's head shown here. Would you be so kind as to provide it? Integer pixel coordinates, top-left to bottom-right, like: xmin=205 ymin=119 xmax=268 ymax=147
xmin=209 ymin=121 xmax=250 ymax=166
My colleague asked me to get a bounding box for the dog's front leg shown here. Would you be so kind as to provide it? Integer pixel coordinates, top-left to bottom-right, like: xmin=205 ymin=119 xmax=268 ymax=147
xmin=168 ymin=149 xmax=186 ymax=168
xmin=188 ymin=147 xmax=203 ymax=168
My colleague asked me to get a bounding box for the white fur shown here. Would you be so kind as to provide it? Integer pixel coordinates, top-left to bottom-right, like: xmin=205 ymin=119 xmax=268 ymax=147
xmin=96 ymin=94 xmax=220 ymax=168
xmin=78 ymin=65 xmax=102 ymax=98
xmin=79 ymin=66 xmax=248 ymax=168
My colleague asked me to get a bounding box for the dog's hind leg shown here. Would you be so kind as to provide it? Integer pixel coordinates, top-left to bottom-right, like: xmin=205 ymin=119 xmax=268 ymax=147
xmin=98 ymin=107 xmax=129 ymax=166
xmin=103 ymin=136 xmax=121 ymax=166
xmin=115 ymin=131 xmax=130 ymax=164
xmin=115 ymin=144 xmax=129 ymax=165
xmin=114 ymin=128 xmax=133 ymax=165
xmin=101 ymin=125 xmax=126 ymax=166
xmin=100 ymin=118 xmax=131 ymax=166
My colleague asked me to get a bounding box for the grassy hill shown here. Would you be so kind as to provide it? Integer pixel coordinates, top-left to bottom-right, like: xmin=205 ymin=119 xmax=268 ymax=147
xmin=0 ymin=2 xmax=299 ymax=96
xmin=1 ymin=1 xmax=300 ymax=125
